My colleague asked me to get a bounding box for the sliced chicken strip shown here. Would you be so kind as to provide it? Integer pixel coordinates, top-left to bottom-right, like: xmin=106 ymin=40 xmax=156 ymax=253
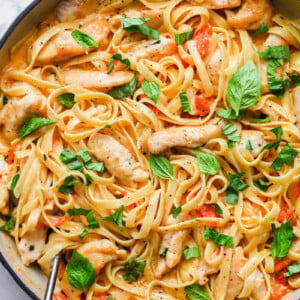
xmin=151 ymin=290 xmax=178 ymax=300
xmin=36 ymin=16 xmax=110 ymax=65
xmin=196 ymin=258 xmax=219 ymax=285
xmin=224 ymin=246 xmax=248 ymax=300
xmin=207 ymin=48 xmax=223 ymax=95
xmin=148 ymin=119 xmax=224 ymax=154
xmin=88 ymin=134 xmax=149 ymax=184
xmin=225 ymin=0 xmax=273 ymax=30
xmin=293 ymin=86 xmax=300 ymax=128
xmin=260 ymin=100 xmax=289 ymax=122
xmin=238 ymin=130 xmax=265 ymax=157
xmin=155 ymin=212 xmax=190 ymax=278
xmin=0 ymin=83 xmax=46 ymax=141
xmin=126 ymin=36 xmax=177 ymax=63
xmin=61 ymin=69 xmax=134 ymax=89
xmin=201 ymin=0 xmax=241 ymax=9
xmin=252 ymin=270 xmax=268 ymax=300
xmin=18 ymin=227 xmax=48 ymax=265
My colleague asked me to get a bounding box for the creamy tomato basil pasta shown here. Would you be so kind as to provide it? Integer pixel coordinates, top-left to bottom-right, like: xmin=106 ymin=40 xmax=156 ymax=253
xmin=0 ymin=0 xmax=299 ymax=299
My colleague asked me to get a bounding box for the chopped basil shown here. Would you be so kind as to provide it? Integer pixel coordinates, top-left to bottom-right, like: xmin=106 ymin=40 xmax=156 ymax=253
xmin=10 ymin=174 xmax=20 ymax=198
xmin=284 ymin=263 xmax=300 ymax=278
xmin=0 ymin=216 xmax=15 ymax=231
xmin=175 ymin=30 xmax=195 ymax=46
xmin=226 ymin=172 xmax=249 ymax=204
xmin=85 ymin=174 xmax=93 ymax=186
xmin=121 ymin=18 xmax=159 ymax=39
xmin=251 ymin=22 xmax=268 ymax=37
xmin=67 ymin=208 xmax=100 ymax=239
xmin=18 ymin=117 xmax=55 ymax=139
xmin=3 ymin=155 xmax=7 ymax=162
xmin=216 ymin=109 xmax=246 ymax=120
xmin=258 ymin=45 xmax=290 ymax=60
xmin=103 ymin=205 xmax=124 ymax=231
xmin=261 ymin=126 xmax=283 ymax=152
xmin=184 ymin=283 xmax=211 ymax=300
xmin=172 ymin=206 xmax=182 ymax=218
xmin=180 ymin=92 xmax=191 ymax=112
xmin=71 ymin=30 xmax=98 ymax=49
xmin=141 ymin=80 xmax=160 ymax=104
xmin=66 ymin=250 xmax=96 ymax=291
xmin=109 ymin=74 xmax=138 ymax=98
xmin=3 ymin=96 xmax=8 ymax=106
xmin=183 ymin=247 xmax=200 ymax=260
xmin=254 ymin=178 xmax=272 ymax=192
xmin=107 ymin=53 xmax=130 ymax=74
xmin=122 ymin=258 xmax=146 ymax=282
xmin=205 ymin=203 xmax=223 ymax=215
xmin=43 ymin=154 xmax=47 ymax=161
xmin=100 ymin=124 xmax=111 ymax=132
xmin=59 ymin=176 xmax=79 ymax=195
xmin=271 ymin=218 xmax=293 ymax=259
xmin=29 ymin=245 xmax=35 ymax=251
xmin=250 ymin=116 xmax=272 ymax=123
xmin=287 ymin=72 xmax=300 ymax=87
xmin=60 ymin=149 xmax=84 ymax=171
xmin=58 ymin=93 xmax=75 ymax=108
xmin=222 ymin=123 xmax=241 ymax=147
xmin=204 ymin=228 xmax=233 ymax=248
xmin=246 ymin=140 xmax=253 ymax=150
xmin=194 ymin=150 xmax=220 ymax=175
xmin=270 ymin=143 xmax=298 ymax=171
xmin=159 ymin=248 xmax=168 ymax=258
xmin=227 ymin=60 xmax=261 ymax=115
xmin=149 ymin=152 xmax=173 ymax=180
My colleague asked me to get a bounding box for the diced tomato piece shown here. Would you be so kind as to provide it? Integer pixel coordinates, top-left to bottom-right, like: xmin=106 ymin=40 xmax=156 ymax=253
xmin=289 ymin=182 xmax=300 ymax=199
xmin=194 ymin=94 xmax=210 ymax=116
xmin=6 ymin=146 xmax=17 ymax=164
xmin=180 ymin=58 xmax=189 ymax=68
xmin=98 ymin=295 xmax=109 ymax=300
xmin=145 ymin=103 xmax=160 ymax=115
xmin=53 ymin=292 xmax=67 ymax=300
xmin=192 ymin=24 xmax=212 ymax=58
xmin=216 ymin=247 xmax=222 ymax=256
xmin=259 ymin=196 xmax=267 ymax=202
xmin=278 ymin=201 xmax=296 ymax=225
xmin=275 ymin=269 xmax=289 ymax=286
xmin=271 ymin=280 xmax=291 ymax=300
xmin=275 ymin=258 xmax=293 ymax=272
xmin=51 ymin=215 xmax=67 ymax=227
xmin=121 ymin=190 xmax=128 ymax=197
xmin=196 ymin=204 xmax=219 ymax=218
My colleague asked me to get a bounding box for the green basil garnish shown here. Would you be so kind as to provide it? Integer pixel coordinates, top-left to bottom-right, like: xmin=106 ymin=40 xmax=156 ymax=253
xmin=141 ymin=80 xmax=160 ymax=104
xmin=149 ymin=152 xmax=173 ymax=180
xmin=18 ymin=117 xmax=55 ymax=139
xmin=71 ymin=29 xmax=98 ymax=49
xmin=121 ymin=18 xmax=159 ymax=39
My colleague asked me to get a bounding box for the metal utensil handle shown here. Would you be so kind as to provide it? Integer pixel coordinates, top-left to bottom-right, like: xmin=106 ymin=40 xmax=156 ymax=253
xmin=44 ymin=253 xmax=61 ymax=300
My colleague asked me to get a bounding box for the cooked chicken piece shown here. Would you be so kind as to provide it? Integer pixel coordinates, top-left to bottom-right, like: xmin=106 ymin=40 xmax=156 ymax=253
xmin=18 ymin=227 xmax=48 ymax=265
xmin=78 ymin=239 xmax=118 ymax=273
xmin=207 ymin=48 xmax=223 ymax=95
xmin=202 ymin=0 xmax=241 ymax=9
xmin=0 ymin=83 xmax=46 ymax=141
xmin=238 ymin=130 xmax=265 ymax=157
xmin=56 ymin=0 xmax=98 ymax=22
xmin=148 ymin=119 xmax=224 ymax=154
xmin=265 ymin=35 xmax=287 ymax=47
xmin=225 ymin=247 xmax=247 ymax=300
xmin=252 ymin=270 xmax=267 ymax=300
xmin=36 ymin=16 xmax=110 ymax=65
xmin=151 ymin=290 xmax=178 ymax=300
xmin=225 ymin=0 xmax=273 ymax=30
xmin=293 ymin=87 xmax=300 ymax=128
xmin=155 ymin=212 xmax=190 ymax=278
xmin=88 ymin=134 xmax=149 ymax=184
xmin=61 ymin=69 xmax=134 ymax=90
xmin=260 ymin=100 xmax=288 ymax=122
xmin=126 ymin=36 xmax=177 ymax=63
xmin=196 ymin=258 xmax=219 ymax=285
xmin=0 ymin=156 xmax=12 ymax=215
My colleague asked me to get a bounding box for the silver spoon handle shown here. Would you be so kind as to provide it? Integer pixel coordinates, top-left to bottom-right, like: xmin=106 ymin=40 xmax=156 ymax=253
xmin=44 ymin=253 xmax=61 ymax=300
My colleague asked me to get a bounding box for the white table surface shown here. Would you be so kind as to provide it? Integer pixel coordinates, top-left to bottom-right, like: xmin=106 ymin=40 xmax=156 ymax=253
xmin=0 ymin=1 xmax=36 ymax=299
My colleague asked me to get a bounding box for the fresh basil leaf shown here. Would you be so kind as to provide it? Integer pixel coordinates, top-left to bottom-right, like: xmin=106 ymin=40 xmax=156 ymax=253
xmin=18 ymin=117 xmax=55 ymax=139
xmin=0 ymin=216 xmax=15 ymax=231
xmin=284 ymin=263 xmax=300 ymax=278
xmin=205 ymin=203 xmax=223 ymax=215
xmin=66 ymin=250 xmax=96 ymax=291
xmin=142 ymin=80 xmax=160 ymax=104
xmin=226 ymin=187 xmax=238 ymax=204
xmin=287 ymin=72 xmax=300 ymax=87
xmin=3 ymin=96 xmax=8 ymax=106
xmin=261 ymin=141 xmax=280 ymax=152
xmin=227 ymin=60 xmax=261 ymax=115
xmin=270 ymin=143 xmax=298 ymax=171
xmin=100 ymin=124 xmax=111 ymax=132
xmin=122 ymin=258 xmax=146 ymax=282
xmin=204 ymin=228 xmax=233 ymax=248
xmin=108 ymin=53 xmax=130 ymax=74
xmin=271 ymin=126 xmax=283 ymax=141
xmin=216 ymin=109 xmax=246 ymax=120
xmin=258 ymin=46 xmax=290 ymax=60
xmin=175 ymin=30 xmax=195 ymax=46
xmin=251 ymin=22 xmax=268 ymax=37
xmin=10 ymin=174 xmax=20 ymax=198
xmin=246 ymin=140 xmax=253 ymax=150
xmin=103 ymin=205 xmax=124 ymax=231
xmin=60 ymin=149 xmax=84 ymax=171
xmin=194 ymin=150 xmax=220 ymax=175
xmin=261 ymin=126 xmax=283 ymax=152
xmin=149 ymin=152 xmax=173 ymax=180
xmin=71 ymin=29 xmax=98 ymax=49
xmin=121 ymin=18 xmax=159 ymax=39
xmin=180 ymin=92 xmax=191 ymax=112
xmin=76 ymin=149 xmax=105 ymax=173
xmin=67 ymin=208 xmax=92 ymax=217
xmin=254 ymin=178 xmax=272 ymax=192
xmin=271 ymin=218 xmax=293 ymax=259
xmin=183 ymin=247 xmax=200 ymax=260
xmin=250 ymin=116 xmax=272 ymax=123
xmin=85 ymin=174 xmax=93 ymax=186
xmin=222 ymin=123 xmax=241 ymax=147
xmin=59 ymin=176 xmax=79 ymax=195
xmin=226 ymin=172 xmax=249 ymax=204
xmin=109 ymin=74 xmax=138 ymax=98
xmin=172 ymin=206 xmax=182 ymax=218
xmin=159 ymin=248 xmax=168 ymax=258
xmin=29 ymin=245 xmax=34 ymax=251
xmin=184 ymin=283 xmax=211 ymax=300
xmin=58 ymin=93 xmax=75 ymax=108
